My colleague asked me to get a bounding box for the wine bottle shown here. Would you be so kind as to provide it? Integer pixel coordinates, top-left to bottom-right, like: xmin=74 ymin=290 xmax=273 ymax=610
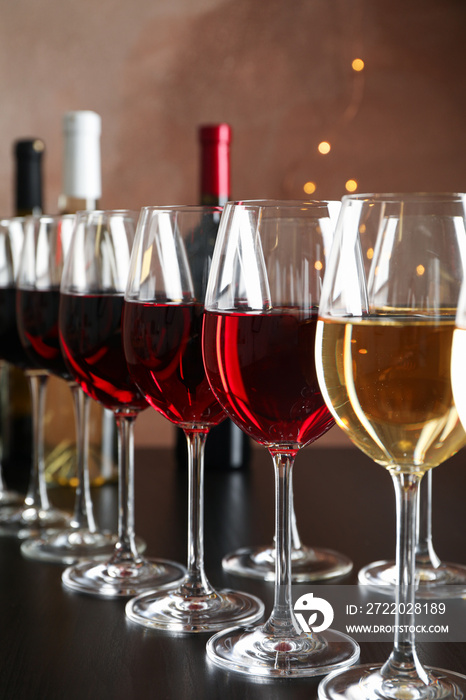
xmin=0 ymin=140 xmax=42 ymax=489
xmin=14 ymin=138 xmax=44 ymax=216
xmin=58 ymin=111 xmax=102 ymax=214
xmin=175 ymin=124 xmax=250 ymax=470
xmin=44 ymin=111 xmax=118 ymax=486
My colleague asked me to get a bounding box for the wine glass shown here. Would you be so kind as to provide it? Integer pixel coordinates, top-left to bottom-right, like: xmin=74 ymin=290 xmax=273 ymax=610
xmin=356 ymin=201 xmax=466 ymax=597
xmin=202 ymin=200 xmax=359 ymax=676
xmin=358 ymin=469 xmax=466 ymax=597
xmin=316 ymin=193 xmax=466 ymax=698
xmin=452 ymin=270 xmax=466 ymax=432
xmin=59 ymin=209 xmax=185 ymax=596
xmin=123 ymin=205 xmax=264 ymax=633
xmin=223 ymin=497 xmax=352 ymax=582
xmin=13 ymin=213 xmax=118 ymax=564
xmin=0 ymin=217 xmax=28 ymax=507
xmin=0 ymin=216 xmax=72 ymax=537
xmin=220 ymin=203 xmax=352 ymax=584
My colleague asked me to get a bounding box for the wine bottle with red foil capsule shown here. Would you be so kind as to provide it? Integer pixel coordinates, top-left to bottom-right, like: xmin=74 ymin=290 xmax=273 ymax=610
xmin=175 ymin=124 xmax=251 ymax=470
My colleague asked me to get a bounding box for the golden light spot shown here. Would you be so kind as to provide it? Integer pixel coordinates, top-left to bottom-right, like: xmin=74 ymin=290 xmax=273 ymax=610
xmin=314 ymin=260 xmax=323 ymax=271
xmin=303 ymin=181 xmax=316 ymax=195
xmin=352 ymin=58 xmax=365 ymax=72
xmin=416 ymin=265 xmax=425 ymax=276
xmin=359 ymin=224 xmax=366 ymax=233
xmin=366 ymin=247 xmax=374 ymax=260
xmin=358 ymin=348 xmax=368 ymax=355
xmin=345 ymin=179 xmax=358 ymax=192
xmin=398 ymin=440 xmax=412 ymax=452
xmin=318 ymin=141 xmax=331 ymax=155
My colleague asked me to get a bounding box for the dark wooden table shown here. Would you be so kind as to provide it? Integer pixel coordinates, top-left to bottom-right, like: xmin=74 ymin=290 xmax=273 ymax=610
xmin=1 ymin=444 xmax=465 ymax=699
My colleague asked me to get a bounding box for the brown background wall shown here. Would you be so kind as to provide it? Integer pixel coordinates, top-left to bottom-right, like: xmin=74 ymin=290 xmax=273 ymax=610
xmin=1 ymin=0 xmax=465 ymax=447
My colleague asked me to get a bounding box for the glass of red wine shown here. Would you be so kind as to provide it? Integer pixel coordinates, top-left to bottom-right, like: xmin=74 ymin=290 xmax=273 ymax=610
xmin=59 ymin=209 xmax=185 ymax=597
xmin=12 ymin=213 xmax=118 ymax=562
xmin=202 ymin=200 xmax=359 ymax=676
xmin=123 ymin=205 xmax=264 ymax=632
xmin=0 ymin=216 xmax=72 ymax=537
xmin=0 ymin=217 xmax=28 ymax=507
xmin=221 ymin=202 xmax=352 ymax=585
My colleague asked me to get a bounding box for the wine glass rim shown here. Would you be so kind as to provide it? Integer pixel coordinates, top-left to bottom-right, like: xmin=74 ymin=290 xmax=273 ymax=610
xmin=74 ymin=209 xmax=138 ymax=217
xmin=140 ymin=204 xmax=223 ymax=213
xmin=342 ymin=192 xmax=466 ymax=203
xmin=28 ymin=213 xmax=75 ymax=222
xmin=226 ymin=199 xmax=338 ymax=208
xmin=0 ymin=215 xmax=27 ymax=225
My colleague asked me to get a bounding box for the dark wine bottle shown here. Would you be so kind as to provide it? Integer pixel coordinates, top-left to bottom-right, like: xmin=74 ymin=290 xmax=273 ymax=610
xmin=1 ymin=139 xmax=42 ymax=488
xmin=175 ymin=124 xmax=250 ymax=470
xmin=14 ymin=138 xmax=44 ymax=216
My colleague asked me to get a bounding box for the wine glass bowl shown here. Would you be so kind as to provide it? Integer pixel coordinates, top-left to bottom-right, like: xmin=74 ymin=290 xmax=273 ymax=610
xmin=315 ymin=193 xmax=466 ymax=698
xmin=202 ymin=200 xmax=359 ymax=676
xmin=0 ymin=215 xmax=73 ymax=537
xmin=452 ymin=274 xmax=466 ymax=432
xmin=123 ymin=205 xmax=264 ymax=633
xmin=0 ymin=217 xmax=29 ymax=507
xmin=6 ymin=213 xmax=119 ymax=563
xmin=58 ymin=210 xmax=185 ymax=595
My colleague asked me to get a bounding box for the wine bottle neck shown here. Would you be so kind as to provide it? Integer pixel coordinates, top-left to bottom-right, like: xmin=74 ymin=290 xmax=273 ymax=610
xmin=199 ymin=124 xmax=231 ymax=206
xmin=60 ymin=111 xmax=101 ymax=211
xmin=14 ymin=138 xmax=44 ymax=216
xmin=58 ymin=195 xmax=99 ymax=215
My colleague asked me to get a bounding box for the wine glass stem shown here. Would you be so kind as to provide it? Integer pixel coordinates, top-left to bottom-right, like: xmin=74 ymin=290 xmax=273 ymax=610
xmin=415 ymin=469 xmax=441 ymax=568
xmin=290 ymin=489 xmax=303 ymax=552
xmin=24 ymin=371 xmax=50 ymax=510
xmin=381 ymin=471 xmax=428 ymax=682
xmin=68 ymin=384 xmax=96 ymax=531
xmin=181 ymin=429 xmax=213 ymax=597
xmin=110 ymin=412 xmax=139 ymax=563
xmin=263 ymin=452 xmax=302 ymax=638
xmin=0 ymin=361 xmax=7 ymax=495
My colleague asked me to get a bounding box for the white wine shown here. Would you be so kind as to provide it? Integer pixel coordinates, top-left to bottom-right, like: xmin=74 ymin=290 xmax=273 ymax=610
xmin=451 ymin=326 xmax=466 ymax=432
xmin=316 ymin=315 xmax=466 ymax=472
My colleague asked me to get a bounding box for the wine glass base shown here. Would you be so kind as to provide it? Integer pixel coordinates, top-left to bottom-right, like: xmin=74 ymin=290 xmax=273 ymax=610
xmin=223 ymin=544 xmax=353 ymax=582
xmin=0 ymin=488 xmax=24 ymax=507
xmin=21 ymin=529 xmax=148 ymax=565
xmin=0 ymin=505 xmax=71 ymax=539
xmin=358 ymin=559 xmax=466 ymax=598
xmin=318 ymin=663 xmax=466 ymax=700
xmin=206 ymin=625 xmax=359 ymax=678
xmin=20 ymin=528 xmax=119 ymax=565
xmin=126 ymin=586 xmax=264 ymax=634
xmin=62 ymin=557 xmax=186 ymax=598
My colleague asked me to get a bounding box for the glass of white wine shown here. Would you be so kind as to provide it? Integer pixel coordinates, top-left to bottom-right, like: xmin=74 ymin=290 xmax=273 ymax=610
xmin=316 ymin=193 xmax=466 ymax=698
xmin=452 ymin=272 xmax=466 ymax=438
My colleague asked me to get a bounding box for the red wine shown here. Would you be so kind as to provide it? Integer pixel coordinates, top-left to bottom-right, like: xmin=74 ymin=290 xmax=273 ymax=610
xmin=16 ymin=288 xmax=73 ymax=380
xmin=59 ymin=293 xmax=148 ymax=413
xmin=123 ymin=300 xmax=226 ymax=428
xmin=202 ymin=309 xmax=335 ymax=451
xmin=0 ymin=286 xmax=30 ymax=369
